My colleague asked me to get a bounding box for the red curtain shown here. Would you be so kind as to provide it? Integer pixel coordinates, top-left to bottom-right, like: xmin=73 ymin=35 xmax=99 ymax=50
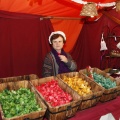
xmin=0 ymin=10 xmax=53 ymax=78
xmin=71 ymin=9 xmax=120 ymax=70
xmin=0 ymin=9 xmax=120 ymax=78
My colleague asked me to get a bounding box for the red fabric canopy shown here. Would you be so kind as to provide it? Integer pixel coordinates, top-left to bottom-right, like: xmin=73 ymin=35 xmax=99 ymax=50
xmin=0 ymin=0 xmax=116 ymax=52
xmin=0 ymin=0 xmax=115 ymax=16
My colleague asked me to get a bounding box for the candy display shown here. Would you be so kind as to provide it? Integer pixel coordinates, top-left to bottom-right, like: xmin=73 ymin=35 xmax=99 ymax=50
xmin=30 ymin=76 xmax=81 ymax=120
xmin=62 ymin=75 xmax=93 ymax=97
xmin=36 ymin=80 xmax=73 ymax=107
xmin=79 ymin=68 xmax=120 ymax=102
xmin=93 ymin=72 xmax=116 ymax=89
xmin=57 ymin=72 xmax=105 ymax=110
xmin=81 ymin=67 xmax=117 ymax=89
xmin=0 ymin=88 xmax=42 ymax=118
xmin=0 ymin=80 xmax=47 ymax=120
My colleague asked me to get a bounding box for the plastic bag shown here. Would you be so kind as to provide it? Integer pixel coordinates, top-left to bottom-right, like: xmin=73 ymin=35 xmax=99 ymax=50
xmin=100 ymin=33 xmax=108 ymax=51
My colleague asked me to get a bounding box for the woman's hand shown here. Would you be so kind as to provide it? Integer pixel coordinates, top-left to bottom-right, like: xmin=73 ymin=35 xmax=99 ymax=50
xmin=58 ymin=55 xmax=68 ymax=63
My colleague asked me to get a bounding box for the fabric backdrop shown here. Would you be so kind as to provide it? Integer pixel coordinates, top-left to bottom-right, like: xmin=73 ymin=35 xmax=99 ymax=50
xmin=0 ymin=10 xmax=52 ymax=78
xmin=71 ymin=9 xmax=120 ymax=70
xmin=0 ymin=9 xmax=120 ymax=78
xmin=0 ymin=0 xmax=115 ymax=52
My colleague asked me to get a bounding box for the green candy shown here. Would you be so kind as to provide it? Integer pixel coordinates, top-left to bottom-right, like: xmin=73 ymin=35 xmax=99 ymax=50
xmin=92 ymin=72 xmax=116 ymax=89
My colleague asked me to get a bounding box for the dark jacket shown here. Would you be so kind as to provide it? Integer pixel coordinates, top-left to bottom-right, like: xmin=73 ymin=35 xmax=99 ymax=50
xmin=42 ymin=52 xmax=77 ymax=77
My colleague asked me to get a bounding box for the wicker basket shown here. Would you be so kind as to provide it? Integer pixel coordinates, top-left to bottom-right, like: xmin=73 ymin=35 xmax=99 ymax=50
xmin=30 ymin=76 xmax=82 ymax=120
xmin=116 ymin=77 xmax=120 ymax=95
xmin=79 ymin=68 xmax=120 ymax=102
xmin=0 ymin=74 xmax=38 ymax=83
xmin=0 ymin=80 xmax=47 ymax=120
xmin=57 ymin=72 xmax=104 ymax=110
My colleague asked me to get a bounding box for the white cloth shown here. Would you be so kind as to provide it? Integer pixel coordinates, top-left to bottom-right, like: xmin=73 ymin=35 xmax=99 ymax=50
xmin=100 ymin=33 xmax=108 ymax=51
xmin=100 ymin=113 xmax=116 ymax=120
xmin=116 ymin=42 xmax=120 ymax=49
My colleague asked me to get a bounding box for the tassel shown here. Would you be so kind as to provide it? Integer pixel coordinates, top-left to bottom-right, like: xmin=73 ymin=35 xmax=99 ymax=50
xmin=100 ymin=33 xmax=108 ymax=51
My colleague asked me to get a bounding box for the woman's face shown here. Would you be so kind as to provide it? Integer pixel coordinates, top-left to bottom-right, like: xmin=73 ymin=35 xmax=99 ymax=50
xmin=52 ymin=36 xmax=64 ymax=52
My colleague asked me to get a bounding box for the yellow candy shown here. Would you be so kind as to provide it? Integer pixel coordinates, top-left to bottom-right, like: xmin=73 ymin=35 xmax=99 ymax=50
xmin=62 ymin=75 xmax=93 ymax=96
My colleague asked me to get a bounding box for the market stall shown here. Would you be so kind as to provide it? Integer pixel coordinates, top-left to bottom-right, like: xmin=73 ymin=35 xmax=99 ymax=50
xmin=0 ymin=1 xmax=120 ymax=119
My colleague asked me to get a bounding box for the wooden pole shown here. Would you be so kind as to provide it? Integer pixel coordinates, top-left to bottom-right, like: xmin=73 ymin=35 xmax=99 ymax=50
xmin=40 ymin=16 xmax=82 ymax=20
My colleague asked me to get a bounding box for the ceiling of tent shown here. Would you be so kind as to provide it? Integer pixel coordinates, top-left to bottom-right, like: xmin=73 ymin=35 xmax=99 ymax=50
xmin=0 ymin=0 xmax=117 ymax=52
xmin=0 ymin=0 xmax=116 ymax=18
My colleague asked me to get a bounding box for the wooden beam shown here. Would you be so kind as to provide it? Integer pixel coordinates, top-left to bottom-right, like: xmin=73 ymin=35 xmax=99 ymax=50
xmin=102 ymin=11 xmax=120 ymax=25
xmin=40 ymin=16 xmax=82 ymax=20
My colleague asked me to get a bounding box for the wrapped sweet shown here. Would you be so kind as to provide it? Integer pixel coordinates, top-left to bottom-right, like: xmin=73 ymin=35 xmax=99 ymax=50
xmin=93 ymin=72 xmax=116 ymax=89
xmin=62 ymin=76 xmax=92 ymax=97
xmin=36 ymin=80 xmax=72 ymax=107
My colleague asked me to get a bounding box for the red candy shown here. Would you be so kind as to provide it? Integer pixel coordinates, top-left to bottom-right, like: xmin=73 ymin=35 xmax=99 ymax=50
xmin=36 ymin=80 xmax=72 ymax=107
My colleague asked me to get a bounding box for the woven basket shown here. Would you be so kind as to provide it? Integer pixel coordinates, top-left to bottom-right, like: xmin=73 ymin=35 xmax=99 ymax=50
xmin=0 ymin=74 xmax=38 ymax=83
xmin=57 ymin=72 xmax=104 ymax=110
xmin=0 ymin=80 xmax=47 ymax=120
xmin=80 ymin=2 xmax=98 ymax=16
xmin=30 ymin=76 xmax=82 ymax=120
xmin=116 ymin=77 xmax=120 ymax=95
xmin=79 ymin=68 xmax=120 ymax=102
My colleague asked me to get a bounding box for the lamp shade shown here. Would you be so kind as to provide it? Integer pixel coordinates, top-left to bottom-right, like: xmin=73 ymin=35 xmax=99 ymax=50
xmin=80 ymin=2 xmax=98 ymax=17
xmin=116 ymin=1 xmax=120 ymax=12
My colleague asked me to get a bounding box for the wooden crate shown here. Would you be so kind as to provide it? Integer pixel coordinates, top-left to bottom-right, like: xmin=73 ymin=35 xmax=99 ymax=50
xmin=0 ymin=74 xmax=38 ymax=83
xmin=57 ymin=72 xmax=104 ymax=110
xmin=116 ymin=77 xmax=120 ymax=96
xmin=30 ymin=76 xmax=82 ymax=120
xmin=79 ymin=68 xmax=120 ymax=102
xmin=0 ymin=80 xmax=47 ymax=120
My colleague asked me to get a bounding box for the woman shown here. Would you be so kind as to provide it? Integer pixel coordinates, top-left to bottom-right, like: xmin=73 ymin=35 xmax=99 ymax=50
xmin=42 ymin=31 xmax=77 ymax=77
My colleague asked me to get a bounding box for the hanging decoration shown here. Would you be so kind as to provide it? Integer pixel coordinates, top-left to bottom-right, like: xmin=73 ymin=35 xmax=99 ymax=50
xmin=80 ymin=2 xmax=98 ymax=17
xmin=100 ymin=33 xmax=108 ymax=51
xmin=71 ymin=0 xmax=116 ymax=7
